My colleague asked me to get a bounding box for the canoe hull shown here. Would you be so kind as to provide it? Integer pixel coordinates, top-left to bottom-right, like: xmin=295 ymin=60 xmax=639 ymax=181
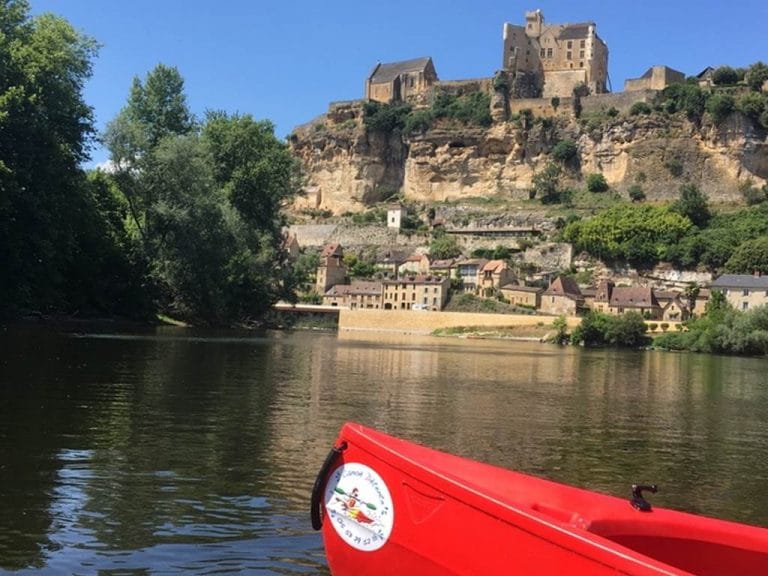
xmin=315 ymin=423 xmax=768 ymax=576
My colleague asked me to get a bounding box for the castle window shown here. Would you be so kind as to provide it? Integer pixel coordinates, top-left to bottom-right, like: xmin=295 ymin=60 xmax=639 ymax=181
xmin=580 ymin=50 xmax=585 ymax=59
xmin=580 ymin=39 xmax=586 ymax=48
xmin=567 ymin=51 xmax=572 ymax=60
xmin=580 ymin=61 xmax=584 ymax=68
xmin=567 ymin=41 xmax=572 ymax=49
xmin=546 ymin=48 xmax=552 ymax=58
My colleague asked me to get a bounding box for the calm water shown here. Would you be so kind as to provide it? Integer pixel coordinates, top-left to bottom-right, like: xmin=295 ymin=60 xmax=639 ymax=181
xmin=1 ymin=325 xmax=768 ymax=574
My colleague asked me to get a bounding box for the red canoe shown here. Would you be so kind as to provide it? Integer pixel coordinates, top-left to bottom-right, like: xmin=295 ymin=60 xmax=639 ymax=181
xmin=311 ymin=422 xmax=768 ymax=576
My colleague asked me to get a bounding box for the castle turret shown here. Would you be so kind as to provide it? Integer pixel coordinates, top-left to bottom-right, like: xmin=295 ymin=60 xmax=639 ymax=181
xmin=525 ymin=9 xmax=544 ymax=37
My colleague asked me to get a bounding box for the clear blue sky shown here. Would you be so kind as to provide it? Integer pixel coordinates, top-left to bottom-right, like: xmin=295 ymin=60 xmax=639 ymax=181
xmin=29 ymin=0 xmax=768 ymax=166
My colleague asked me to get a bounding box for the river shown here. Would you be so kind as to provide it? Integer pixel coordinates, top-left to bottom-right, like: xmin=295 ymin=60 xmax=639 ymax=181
xmin=1 ymin=325 xmax=767 ymax=574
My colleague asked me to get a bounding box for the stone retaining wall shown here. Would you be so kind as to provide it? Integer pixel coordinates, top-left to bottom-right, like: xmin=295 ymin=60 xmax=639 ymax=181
xmin=338 ymin=309 xmax=580 ymax=335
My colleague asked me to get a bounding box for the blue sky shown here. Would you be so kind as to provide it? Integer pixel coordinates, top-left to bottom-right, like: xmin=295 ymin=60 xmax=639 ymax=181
xmin=29 ymin=1 xmax=768 ymax=166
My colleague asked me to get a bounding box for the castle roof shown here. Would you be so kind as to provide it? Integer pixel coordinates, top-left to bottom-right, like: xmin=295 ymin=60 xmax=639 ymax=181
xmin=369 ymin=57 xmax=433 ymax=84
xmin=558 ymin=23 xmax=594 ymax=40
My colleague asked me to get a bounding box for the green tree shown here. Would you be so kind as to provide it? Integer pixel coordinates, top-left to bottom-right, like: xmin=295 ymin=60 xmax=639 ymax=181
xmin=562 ymin=204 xmax=692 ymax=265
xmin=429 ymin=230 xmax=462 ymax=259
xmin=532 ymin=162 xmax=562 ymax=203
xmin=745 ymin=61 xmax=768 ymax=92
xmin=711 ymin=66 xmax=739 ymax=86
xmin=673 ymin=183 xmax=711 ymax=228
xmin=725 ymin=237 xmax=768 ymax=275
xmin=104 ymin=64 xmax=196 ymax=241
xmin=0 ymin=1 xmax=135 ymax=315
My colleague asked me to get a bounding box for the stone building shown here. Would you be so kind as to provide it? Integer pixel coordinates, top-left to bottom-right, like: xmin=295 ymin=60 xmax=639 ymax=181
xmin=711 ymin=274 xmax=768 ymax=312
xmin=500 ymin=284 xmax=543 ymax=308
xmin=478 ymin=260 xmax=516 ymax=297
xmin=365 ymin=57 xmax=438 ymax=104
xmin=316 ymin=243 xmax=347 ymax=294
xmin=625 ymin=65 xmax=685 ymax=92
xmin=502 ymin=9 xmax=608 ymax=98
xmin=593 ymin=281 xmax=662 ymax=319
xmin=382 ymin=275 xmax=451 ymax=311
xmin=323 ymin=281 xmax=383 ymax=309
xmin=540 ymin=276 xmax=584 ymax=316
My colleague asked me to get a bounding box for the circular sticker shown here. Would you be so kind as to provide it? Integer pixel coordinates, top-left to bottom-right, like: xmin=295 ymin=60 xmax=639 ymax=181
xmin=324 ymin=462 xmax=394 ymax=552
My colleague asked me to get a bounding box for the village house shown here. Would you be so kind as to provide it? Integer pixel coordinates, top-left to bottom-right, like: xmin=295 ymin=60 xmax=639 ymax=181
xmin=382 ymin=275 xmax=451 ymax=311
xmin=398 ymin=254 xmax=431 ymax=276
xmin=500 ymin=284 xmax=543 ymax=308
xmin=365 ymin=57 xmax=438 ymax=105
xmin=376 ymin=250 xmax=409 ymax=277
xmin=502 ymin=9 xmax=608 ymax=98
xmin=540 ymin=276 xmax=584 ymax=316
xmin=429 ymin=258 xmax=457 ymax=278
xmin=711 ymin=274 xmax=768 ymax=311
xmin=316 ymin=243 xmax=346 ymax=294
xmin=323 ymin=281 xmax=383 ymax=309
xmin=455 ymin=258 xmax=488 ymax=293
xmin=478 ymin=260 xmax=516 ymax=297
xmin=593 ymin=281 xmax=662 ymax=319
xmin=654 ymin=290 xmax=691 ymax=322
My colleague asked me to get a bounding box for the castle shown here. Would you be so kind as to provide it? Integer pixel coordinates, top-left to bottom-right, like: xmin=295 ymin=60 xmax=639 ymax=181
xmin=502 ymin=10 xmax=609 ymax=98
xmin=365 ymin=10 xmax=610 ymax=104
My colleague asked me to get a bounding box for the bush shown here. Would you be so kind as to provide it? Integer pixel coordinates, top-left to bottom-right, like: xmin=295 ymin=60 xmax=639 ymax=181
xmin=571 ymin=311 xmax=648 ymax=347
xmin=745 ymin=61 xmax=768 ymax=92
xmin=706 ymin=94 xmax=735 ymax=125
xmin=432 ymin=91 xmax=492 ymax=127
xmin=363 ymin=101 xmax=412 ymax=133
xmin=664 ymin=158 xmax=684 ymax=177
xmin=551 ymin=140 xmax=578 ymax=163
xmin=660 ymin=84 xmax=708 ymax=121
xmin=628 ymin=184 xmax=646 ymax=202
xmin=586 ymin=173 xmax=609 ymax=193
xmin=404 ymin=109 xmax=434 ymax=135
xmin=629 ymin=101 xmax=652 ymax=116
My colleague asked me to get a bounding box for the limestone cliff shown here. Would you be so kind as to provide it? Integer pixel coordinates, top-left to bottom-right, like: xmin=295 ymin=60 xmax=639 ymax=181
xmin=289 ymin=102 xmax=768 ymax=214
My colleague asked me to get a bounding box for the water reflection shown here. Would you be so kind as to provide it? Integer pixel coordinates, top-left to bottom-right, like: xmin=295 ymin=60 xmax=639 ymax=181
xmin=1 ymin=326 xmax=767 ymax=573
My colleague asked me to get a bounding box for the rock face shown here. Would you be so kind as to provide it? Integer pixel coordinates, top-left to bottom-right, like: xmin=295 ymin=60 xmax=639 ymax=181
xmin=289 ymin=107 xmax=768 ymax=214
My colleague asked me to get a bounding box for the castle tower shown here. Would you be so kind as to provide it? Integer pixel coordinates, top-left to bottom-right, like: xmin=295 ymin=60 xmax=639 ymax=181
xmin=525 ymin=10 xmax=544 ymax=37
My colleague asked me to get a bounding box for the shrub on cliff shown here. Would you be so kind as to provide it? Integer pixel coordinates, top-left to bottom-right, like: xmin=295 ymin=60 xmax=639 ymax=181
xmin=706 ymin=94 xmax=735 ymax=125
xmin=586 ymin=173 xmax=609 ymax=193
xmin=551 ymin=140 xmax=578 ymax=163
xmin=712 ymin=66 xmax=740 ymax=86
xmin=745 ymin=61 xmax=768 ymax=92
xmin=431 ymin=91 xmax=492 ymax=127
xmin=363 ymin=101 xmax=412 ymax=133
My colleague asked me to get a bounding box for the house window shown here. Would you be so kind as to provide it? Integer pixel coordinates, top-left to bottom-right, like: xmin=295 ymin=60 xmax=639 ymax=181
xmin=579 ymin=50 xmax=585 ymax=58
xmin=567 ymin=51 xmax=572 ymax=60
xmin=540 ymin=48 xmax=545 ymax=57
xmin=567 ymin=41 xmax=573 ymax=49
xmin=743 ymin=289 xmax=750 ymax=296
xmin=743 ymin=302 xmax=749 ymax=311
xmin=546 ymin=48 xmax=553 ymax=58
xmin=579 ymin=61 xmax=584 ymax=68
